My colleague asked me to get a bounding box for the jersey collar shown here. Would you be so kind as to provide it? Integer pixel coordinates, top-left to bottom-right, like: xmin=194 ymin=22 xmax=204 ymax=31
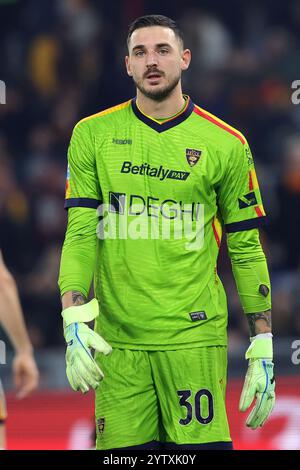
xmin=131 ymin=95 xmax=195 ymax=133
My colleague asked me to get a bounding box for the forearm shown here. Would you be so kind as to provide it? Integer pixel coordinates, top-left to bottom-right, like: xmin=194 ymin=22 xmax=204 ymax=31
xmin=246 ymin=310 xmax=272 ymax=336
xmin=0 ymin=271 xmax=33 ymax=354
xmin=58 ymin=207 xmax=98 ymax=305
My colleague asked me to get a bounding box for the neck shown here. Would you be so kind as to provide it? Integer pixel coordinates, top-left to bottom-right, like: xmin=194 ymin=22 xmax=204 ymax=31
xmin=136 ymin=84 xmax=185 ymax=119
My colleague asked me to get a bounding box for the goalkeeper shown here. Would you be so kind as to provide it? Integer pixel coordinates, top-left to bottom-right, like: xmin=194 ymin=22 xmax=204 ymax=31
xmin=58 ymin=14 xmax=275 ymax=450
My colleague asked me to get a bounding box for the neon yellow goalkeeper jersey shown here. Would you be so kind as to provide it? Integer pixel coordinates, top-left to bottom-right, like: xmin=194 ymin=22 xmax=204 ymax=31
xmin=65 ymin=95 xmax=266 ymax=350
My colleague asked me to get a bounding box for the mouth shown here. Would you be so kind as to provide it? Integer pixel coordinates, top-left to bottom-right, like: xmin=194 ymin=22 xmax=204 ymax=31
xmin=145 ymin=71 xmax=163 ymax=80
xmin=145 ymin=73 xmax=163 ymax=85
xmin=146 ymin=73 xmax=162 ymax=79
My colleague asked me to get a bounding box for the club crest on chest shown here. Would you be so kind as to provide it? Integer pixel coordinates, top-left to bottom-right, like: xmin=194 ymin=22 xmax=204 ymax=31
xmin=186 ymin=148 xmax=202 ymax=167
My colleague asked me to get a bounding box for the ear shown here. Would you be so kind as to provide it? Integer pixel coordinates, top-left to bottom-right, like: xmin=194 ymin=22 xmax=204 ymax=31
xmin=125 ymin=56 xmax=133 ymax=76
xmin=181 ymin=49 xmax=191 ymax=71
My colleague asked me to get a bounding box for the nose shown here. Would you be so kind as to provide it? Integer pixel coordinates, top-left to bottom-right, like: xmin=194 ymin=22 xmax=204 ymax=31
xmin=146 ymin=49 xmax=158 ymax=68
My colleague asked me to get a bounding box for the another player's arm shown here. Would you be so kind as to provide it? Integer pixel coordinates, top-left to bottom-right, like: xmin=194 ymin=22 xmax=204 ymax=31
xmin=0 ymin=251 xmax=39 ymax=398
xmin=0 ymin=251 xmax=33 ymax=353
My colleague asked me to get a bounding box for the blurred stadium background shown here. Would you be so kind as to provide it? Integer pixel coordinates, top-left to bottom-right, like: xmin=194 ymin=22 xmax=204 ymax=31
xmin=0 ymin=0 xmax=300 ymax=450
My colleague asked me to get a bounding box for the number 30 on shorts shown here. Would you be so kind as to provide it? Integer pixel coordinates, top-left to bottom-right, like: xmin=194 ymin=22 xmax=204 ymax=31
xmin=177 ymin=389 xmax=214 ymax=425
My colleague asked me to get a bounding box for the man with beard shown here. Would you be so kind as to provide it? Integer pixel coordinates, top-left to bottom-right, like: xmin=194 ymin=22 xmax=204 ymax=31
xmin=58 ymin=15 xmax=275 ymax=450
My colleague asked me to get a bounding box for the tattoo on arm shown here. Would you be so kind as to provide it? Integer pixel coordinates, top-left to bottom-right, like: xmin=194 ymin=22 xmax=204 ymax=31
xmin=71 ymin=291 xmax=87 ymax=306
xmin=247 ymin=310 xmax=272 ymax=336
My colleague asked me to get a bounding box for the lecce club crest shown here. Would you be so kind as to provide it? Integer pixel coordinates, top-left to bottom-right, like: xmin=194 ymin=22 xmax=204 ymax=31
xmin=186 ymin=148 xmax=202 ymax=167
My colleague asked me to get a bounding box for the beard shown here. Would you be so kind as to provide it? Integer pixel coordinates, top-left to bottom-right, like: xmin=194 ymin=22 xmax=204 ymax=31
xmin=133 ymin=70 xmax=181 ymax=102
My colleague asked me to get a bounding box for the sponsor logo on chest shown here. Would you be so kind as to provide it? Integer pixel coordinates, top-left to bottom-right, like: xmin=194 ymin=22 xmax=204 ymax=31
xmin=120 ymin=161 xmax=190 ymax=181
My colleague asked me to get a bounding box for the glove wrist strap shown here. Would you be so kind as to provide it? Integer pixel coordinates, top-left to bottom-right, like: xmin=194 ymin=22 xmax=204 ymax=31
xmin=250 ymin=332 xmax=273 ymax=342
xmin=62 ymin=298 xmax=99 ymax=327
xmin=245 ymin=334 xmax=273 ymax=360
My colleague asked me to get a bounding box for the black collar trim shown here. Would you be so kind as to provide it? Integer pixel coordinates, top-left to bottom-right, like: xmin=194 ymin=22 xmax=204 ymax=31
xmin=131 ymin=96 xmax=194 ymax=133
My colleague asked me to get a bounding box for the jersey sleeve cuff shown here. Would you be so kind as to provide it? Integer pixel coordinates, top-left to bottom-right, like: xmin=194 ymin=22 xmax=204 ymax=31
xmin=225 ymin=216 xmax=267 ymax=233
xmin=64 ymin=197 xmax=101 ymax=210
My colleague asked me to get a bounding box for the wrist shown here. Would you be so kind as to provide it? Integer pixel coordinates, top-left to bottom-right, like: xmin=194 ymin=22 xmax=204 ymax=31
xmin=15 ymin=345 xmax=34 ymax=355
xmin=61 ymin=291 xmax=87 ymax=309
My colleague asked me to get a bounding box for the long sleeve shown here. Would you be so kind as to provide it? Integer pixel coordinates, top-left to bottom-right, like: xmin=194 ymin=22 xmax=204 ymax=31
xmin=227 ymin=228 xmax=271 ymax=314
xmin=58 ymin=207 xmax=98 ymax=298
xmin=59 ymin=117 xmax=101 ymax=297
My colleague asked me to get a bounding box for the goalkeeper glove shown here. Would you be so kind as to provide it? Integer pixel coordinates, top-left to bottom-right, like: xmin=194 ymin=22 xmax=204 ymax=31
xmin=239 ymin=333 xmax=275 ymax=429
xmin=62 ymin=298 xmax=112 ymax=393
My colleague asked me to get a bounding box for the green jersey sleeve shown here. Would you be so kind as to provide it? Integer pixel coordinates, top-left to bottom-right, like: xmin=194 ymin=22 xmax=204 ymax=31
xmin=58 ymin=207 xmax=98 ymax=297
xmin=227 ymin=228 xmax=271 ymax=314
xmin=65 ymin=121 xmax=101 ymax=209
xmin=217 ymin=138 xmax=266 ymax=233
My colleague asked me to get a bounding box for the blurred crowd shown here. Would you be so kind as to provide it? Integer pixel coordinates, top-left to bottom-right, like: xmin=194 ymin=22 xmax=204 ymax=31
xmin=0 ymin=0 xmax=300 ymax=348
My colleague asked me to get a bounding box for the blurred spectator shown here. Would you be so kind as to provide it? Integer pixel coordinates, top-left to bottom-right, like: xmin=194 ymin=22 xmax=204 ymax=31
xmin=28 ymin=35 xmax=60 ymax=98
xmin=272 ymin=135 xmax=300 ymax=270
xmin=58 ymin=0 xmax=102 ymax=49
xmin=182 ymin=9 xmax=233 ymax=72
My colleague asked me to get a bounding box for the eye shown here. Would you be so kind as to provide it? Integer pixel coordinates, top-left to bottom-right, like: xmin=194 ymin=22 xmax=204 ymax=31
xmin=159 ymin=48 xmax=169 ymax=55
xmin=135 ymin=50 xmax=145 ymax=57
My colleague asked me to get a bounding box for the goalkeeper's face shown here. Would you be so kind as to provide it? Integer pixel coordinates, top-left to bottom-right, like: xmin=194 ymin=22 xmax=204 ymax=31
xmin=125 ymin=26 xmax=191 ymax=102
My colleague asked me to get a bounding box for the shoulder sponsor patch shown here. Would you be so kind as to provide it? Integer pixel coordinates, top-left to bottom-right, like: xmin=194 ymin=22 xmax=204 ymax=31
xmin=238 ymin=191 xmax=257 ymax=209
